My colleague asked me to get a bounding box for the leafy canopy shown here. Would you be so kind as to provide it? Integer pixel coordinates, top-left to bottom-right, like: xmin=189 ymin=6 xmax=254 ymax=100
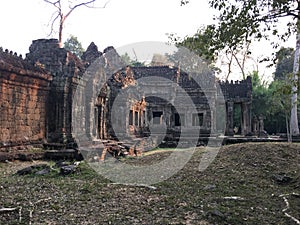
xmin=208 ymin=0 xmax=299 ymax=53
xmin=64 ymin=35 xmax=85 ymax=58
xmin=120 ymin=53 xmax=145 ymax=67
xmin=251 ymin=70 xmax=293 ymax=133
xmin=274 ymin=47 xmax=294 ymax=80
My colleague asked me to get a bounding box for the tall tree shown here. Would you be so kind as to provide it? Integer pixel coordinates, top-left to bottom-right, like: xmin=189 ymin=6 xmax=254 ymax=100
xmin=274 ymin=47 xmax=294 ymax=81
xmin=207 ymin=0 xmax=300 ymax=135
xmin=64 ymin=35 xmax=85 ymax=58
xmin=169 ymin=25 xmax=259 ymax=80
xmin=44 ymin=0 xmax=109 ymax=48
xmin=269 ymin=79 xmax=293 ymax=140
xmin=168 ymin=25 xmax=217 ymax=65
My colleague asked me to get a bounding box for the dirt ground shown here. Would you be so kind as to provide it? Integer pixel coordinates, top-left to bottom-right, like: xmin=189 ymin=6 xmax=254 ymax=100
xmin=0 ymin=142 xmax=299 ymax=225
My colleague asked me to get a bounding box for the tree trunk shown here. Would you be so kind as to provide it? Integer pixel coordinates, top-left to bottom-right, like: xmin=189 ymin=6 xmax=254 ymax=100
xmin=286 ymin=114 xmax=291 ymax=142
xmin=58 ymin=15 xmax=65 ymax=48
xmin=290 ymin=28 xmax=300 ymax=135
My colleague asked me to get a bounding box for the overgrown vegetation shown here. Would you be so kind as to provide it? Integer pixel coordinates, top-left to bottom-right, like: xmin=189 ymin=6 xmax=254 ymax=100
xmin=64 ymin=35 xmax=85 ymax=58
xmin=250 ymin=48 xmax=300 ymax=135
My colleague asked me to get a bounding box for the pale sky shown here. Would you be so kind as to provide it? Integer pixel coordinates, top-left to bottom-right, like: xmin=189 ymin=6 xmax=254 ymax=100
xmin=0 ymin=0 xmax=213 ymax=54
xmin=0 ymin=0 xmax=296 ymax=81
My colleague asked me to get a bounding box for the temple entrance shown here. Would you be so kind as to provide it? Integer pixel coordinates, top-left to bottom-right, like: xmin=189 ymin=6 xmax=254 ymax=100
xmin=233 ymin=104 xmax=242 ymax=134
xmin=225 ymin=101 xmax=251 ymax=136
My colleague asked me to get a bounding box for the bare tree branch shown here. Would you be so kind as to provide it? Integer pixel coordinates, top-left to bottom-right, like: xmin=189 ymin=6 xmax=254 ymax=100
xmin=84 ymin=0 xmax=110 ymax=9
xmin=46 ymin=11 xmax=60 ymax=37
xmin=225 ymin=53 xmax=233 ymax=80
xmin=48 ymin=13 xmax=60 ymax=37
xmin=44 ymin=0 xmax=60 ymax=10
xmin=65 ymin=0 xmax=109 ymax=18
xmin=43 ymin=0 xmax=109 ymax=47
xmin=261 ymin=8 xmax=300 ymax=22
xmin=233 ymin=53 xmax=246 ymax=79
xmin=65 ymin=1 xmax=95 ymax=18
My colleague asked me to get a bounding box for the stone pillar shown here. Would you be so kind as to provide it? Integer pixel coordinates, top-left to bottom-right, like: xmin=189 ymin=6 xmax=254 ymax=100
xmin=210 ymin=109 xmax=216 ymax=133
xmin=165 ymin=106 xmax=172 ymax=128
xmin=94 ymin=106 xmax=99 ymax=138
xmin=95 ymin=106 xmax=100 ymax=139
xmin=252 ymin=115 xmax=258 ymax=135
xmin=241 ymin=102 xmax=251 ymax=135
xmin=140 ymin=110 xmax=144 ymax=128
xmin=100 ymin=105 xmax=104 ymax=139
xmin=133 ymin=110 xmax=136 ymax=127
xmin=147 ymin=107 xmax=152 ymax=125
xmin=226 ymin=101 xmax=234 ymax=136
xmin=98 ymin=104 xmax=104 ymax=139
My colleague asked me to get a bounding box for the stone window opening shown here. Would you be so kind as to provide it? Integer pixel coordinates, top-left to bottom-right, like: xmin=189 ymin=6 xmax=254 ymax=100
xmin=142 ymin=110 xmax=145 ymax=126
xmin=152 ymin=111 xmax=163 ymax=125
xmin=175 ymin=113 xmax=185 ymax=126
xmin=129 ymin=110 xmax=133 ymax=125
xmin=135 ymin=111 xmax=139 ymax=126
xmin=192 ymin=113 xmax=204 ymax=127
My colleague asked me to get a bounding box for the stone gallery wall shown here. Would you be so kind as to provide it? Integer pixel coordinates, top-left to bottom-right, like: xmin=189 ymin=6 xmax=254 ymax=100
xmin=219 ymin=76 xmax=252 ymax=100
xmin=0 ymin=38 xmax=253 ymax=152
xmin=0 ymin=49 xmax=52 ymax=149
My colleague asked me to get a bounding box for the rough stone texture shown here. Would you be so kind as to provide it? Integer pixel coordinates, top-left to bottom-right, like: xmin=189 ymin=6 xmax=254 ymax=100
xmin=26 ymin=39 xmax=85 ymax=145
xmin=81 ymin=62 xmax=252 ymax=146
xmin=106 ymin=66 xmax=214 ymax=139
xmin=0 ymin=47 xmax=52 ymax=150
xmin=219 ymin=77 xmax=252 ymax=136
xmin=72 ymin=43 xmax=253 ymax=149
xmin=0 ymin=39 xmax=253 ymax=155
xmin=81 ymin=42 xmax=102 ymax=65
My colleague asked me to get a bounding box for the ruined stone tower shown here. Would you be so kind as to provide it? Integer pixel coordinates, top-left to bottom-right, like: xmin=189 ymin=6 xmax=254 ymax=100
xmin=26 ymin=39 xmax=85 ymax=146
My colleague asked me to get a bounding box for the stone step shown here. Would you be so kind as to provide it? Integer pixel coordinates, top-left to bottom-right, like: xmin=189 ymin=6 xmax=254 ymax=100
xmin=44 ymin=149 xmax=83 ymax=160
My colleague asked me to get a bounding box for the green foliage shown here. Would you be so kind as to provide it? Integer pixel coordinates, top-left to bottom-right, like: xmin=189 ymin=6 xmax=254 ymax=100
xmin=208 ymin=0 xmax=299 ymax=51
xmin=167 ymin=46 xmax=214 ymax=74
xmin=251 ymin=71 xmax=290 ymax=133
xmin=64 ymin=35 xmax=85 ymax=58
xmin=207 ymin=0 xmax=300 ymax=134
xmin=268 ymin=79 xmax=292 ymax=133
xmin=251 ymin=71 xmax=270 ymax=119
xmin=250 ymin=69 xmax=300 ymax=134
xmin=274 ymin=47 xmax=294 ymax=80
xmin=120 ymin=52 xmax=145 ymax=67
xmin=174 ymin=25 xmax=217 ymax=64
xmin=167 ymin=27 xmax=221 ymax=75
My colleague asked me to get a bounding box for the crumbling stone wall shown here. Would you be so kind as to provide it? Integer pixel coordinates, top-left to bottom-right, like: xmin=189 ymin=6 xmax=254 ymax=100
xmin=26 ymin=39 xmax=85 ymax=145
xmin=94 ymin=65 xmax=216 ymax=144
xmin=79 ymin=46 xmax=252 ymax=143
xmin=219 ymin=76 xmax=252 ymax=100
xmin=219 ymin=76 xmax=252 ymax=135
xmin=0 ymin=48 xmax=52 ymax=149
xmin=0 ymin=38 xmax=253 ymax=152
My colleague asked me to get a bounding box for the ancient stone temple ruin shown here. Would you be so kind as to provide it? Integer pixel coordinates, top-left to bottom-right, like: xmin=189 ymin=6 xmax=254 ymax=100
xmin=0 ymin=39 xmax=252 ymax=152
xmin=0 ymin=47 xmax=52 ymax=149
xmin=81 ymin=65 xmax=217 ymax=147
xmin=219 ymin=77 xmax=252 ymax=136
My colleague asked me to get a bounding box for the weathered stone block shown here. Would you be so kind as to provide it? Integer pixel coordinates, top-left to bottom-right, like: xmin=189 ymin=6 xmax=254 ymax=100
xmin=0 ymin=48 xmax=51 ymax=151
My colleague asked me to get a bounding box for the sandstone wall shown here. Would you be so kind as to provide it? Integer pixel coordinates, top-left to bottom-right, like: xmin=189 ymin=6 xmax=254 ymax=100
xmin=0 ymin=49 xmax=52 ymax=150
xmin=26 ymin=39 xmax=85 ymax=145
